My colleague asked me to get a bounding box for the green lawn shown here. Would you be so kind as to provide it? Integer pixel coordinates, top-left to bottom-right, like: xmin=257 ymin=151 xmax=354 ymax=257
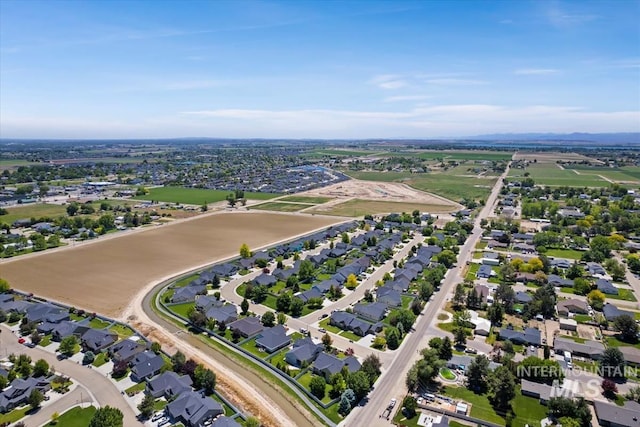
xmin=401 ymin=295 xmax=414 ymax=309
xmin=574 ymin=314 xmax=593 ymax=324
xmin=338 ymin=330 xmax=361 ymax=342
xmin=279 ymin=196 xmax=333 ymax=204
xmin=39 ymin=334 xmax=52 ymax=347
xmin=47 ymin=406 xmax=97 ymax=427
xmin=607 ymin=288 xmax=637 ymax=302
xmin=443 ymin=386 xmax=547 ymax=427
xmin=606 ymin=336 xmax=640 ymax=349
xmin=296 ymin=372 xmax=335 ymax=404
xmin=440 ymin=367 xmax=456 ymax=380
xmin=134 ymin=186 xmax=279 ymax=205
xmin=251 ymin=202 xmax=309 ymax=212
xmin=544 ymin=248 xmax=585 ymax=260
xmin=93 ymin=352 xmax=109 ymax=367
xmin=0 ymin=405 xmax=30 ymax=425
xmin=168 ymin=302 xmax=196 ymax=318
xmin=125 ymin=381 xmax=147 ymax=395
xmin=465 ymin=263 xmax=480 ymax=281
xmin=89 ymin=317 xmax=111 ymax=329
xmin=319 ymin=318 xmax=342 ymax=334
xmin=108 ymin=323 xmax=135 ymax=338
xmin=240 ymin=338 xmax=269 ymax=359
xmin=175 ymin=274 xmax=200 ymax=287
xmin=0 ymin=203 xmax=69 ymax=225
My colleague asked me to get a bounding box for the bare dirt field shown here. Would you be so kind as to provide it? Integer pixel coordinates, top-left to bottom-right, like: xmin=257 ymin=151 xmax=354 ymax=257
xmin=513 ymin=151 xmax=600 ymax=163
xmin=300 ymin=179 xmax=462 ymax=209
xmin=0 ymin=211 xmax=343 ymax=317
xmin=308 ymin=199 xmax=458 ymax=217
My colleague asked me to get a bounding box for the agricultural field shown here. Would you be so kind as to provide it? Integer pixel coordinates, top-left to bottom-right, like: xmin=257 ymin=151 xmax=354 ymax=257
xmin=251 ymin=202 xmax=311 ymax=212
xmin=309 ymin=199 xmax=456 ymax=217
xmin=279 ymin=195 xmax=333 ymax=204
xmin=0 ymin=211 xmax=343 ymax=317
xmin=134 ymin=186 xmax=280 ymax=205
xmin=509 ymin=163 xmax=608 ymax=187
xmin=562 ymin=165 xmax=640 ymax=183
xmin=306 ymin=149 xmax=375 ymax=157
xmin=409 ymin=150 xmax=514 ymax=161
xmin=343 ymin=170 xmax=496 ymax=203
xmin=0 ymin=203 xmax=69 ymax=224
xmin=0 ymin=159 xmax=41 ymax=170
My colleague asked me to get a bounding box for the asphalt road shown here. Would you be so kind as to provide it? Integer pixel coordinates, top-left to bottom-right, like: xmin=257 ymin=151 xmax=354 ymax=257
xmin=0 ymin=324 xmax=140 ymax=427
xmin=343 ymin=163 xmax=510 ymax=427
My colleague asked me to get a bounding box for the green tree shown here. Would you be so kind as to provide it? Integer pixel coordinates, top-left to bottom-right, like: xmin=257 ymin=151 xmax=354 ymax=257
xmin=277 ymin=312 xmax=287 ymax=325
xmin=402 ymin=396 xmax=417 ymax=418
xmin=489 ymin=366 xmax=516 ymax=410
xmin=194 ymin=365 xmax=216 ymax=394
xmin=59 ymin=335 xmax=78 ymax=356
xmin=88 ymin=406 xmax=124 ymax=427
xmin=360 ymin=354 xmax=382 ymax=384
xmin=171 ymin=351 xmax=186 ymax=373
xmin=33 ymin=359 xmax=49 ymax=377
xmin=453 ymin=283 xmax=466 ymax=307
xmin=614 ymin=314 xmax=639 ymax=342
xmin=309 ymin=375 xmax=327 ymax=399
xmin=346 ymin=371 xmax=371 ymax=401
xmin=587 ymin=289 xmax=606 ymax=311
xmin=436 ymin=249 xmax=456 ymax=268
xmin=339 ymin=392 xmax=352 ymax=415
xmin=244 ymin=417 xmax=261 ymax=427
xmin=345 ymin=274 xmax=358 ymax=289
xmin=322 ymin=333 xmax=333 ymax=351
xmin=261 ymin=311 xmax=275 ymax=327
xmin=276 ymin=292 xmax=291 ymax=313
xmin=83 ymin=351 xmax=95 ymax=365
xmin=385 ymin=326 xmax=401 ymax=350
xmin=467 ymin=354 xmax=490 ymax=392
xmin=388 ymin=309 xmax=416 ymax=332
xmin=298 ymin=260 xmax=315 ymax=283
xmin=573 ymin=278 xmax=592 ymax=295
xmin=28 ymin=389 xmax=43 ymax=409
xmin=239 ymin=243 xmax=251 ymax=258
xmin=137 ymin=393 xmax=155 ymax=419
xmin=240 ymin=298 xmax=249 ymax=315
xmin=289 ymin=297 xmax=304 ymax=317
xmin=600 ymin=347 xmax=626 ymax=378
xmin=439 ymin=336 xmax=453 ymax=361
xmin=487 ymin=303 xmax=504 ymax=325
xmin=0 ymin=278 xmax=9 ymax=293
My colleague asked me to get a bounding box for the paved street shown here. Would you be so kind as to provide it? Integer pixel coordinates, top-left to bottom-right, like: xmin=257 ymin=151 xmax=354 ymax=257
xmin=0 ymin=324 xmax=141 ymax=426
xmin=343 ymin=162 xmax=510 ymax=427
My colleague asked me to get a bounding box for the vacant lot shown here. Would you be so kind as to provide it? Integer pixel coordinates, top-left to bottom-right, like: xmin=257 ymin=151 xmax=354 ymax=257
xmin=0 ymin=212 xmax=342 ymax=317
xmin=512 ymin=152 xmax=598 ymax=163
xmin=279 ymin=195 xmax=333 ymax=204
xmin=0 ymin=203 xmax=69 ymax=225
xmin=134 ymin=187 xmax=279 ymax=205
xmin=309 ymin=199 xmax=457 ymax=217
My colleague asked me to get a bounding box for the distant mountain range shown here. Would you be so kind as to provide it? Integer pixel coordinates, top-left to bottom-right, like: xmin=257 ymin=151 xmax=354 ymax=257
xmin=458 ymin=133 xmax=640 ymax=143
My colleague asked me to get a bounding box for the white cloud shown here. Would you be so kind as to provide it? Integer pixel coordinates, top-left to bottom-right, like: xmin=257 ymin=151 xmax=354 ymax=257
xmin=383 ymin=95 xmax=431 ymax=103
xmin=514 ymin=68 xmax=560 ymax=75
xmin=425 ymin=78 xmax=488 ymax=86
xmin=368 ymin=74 xmax=408 ymax=90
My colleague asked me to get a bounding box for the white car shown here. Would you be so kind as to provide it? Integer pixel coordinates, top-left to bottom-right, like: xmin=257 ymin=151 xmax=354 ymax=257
xmin=389 ymin=398 xmax=397 ymax=408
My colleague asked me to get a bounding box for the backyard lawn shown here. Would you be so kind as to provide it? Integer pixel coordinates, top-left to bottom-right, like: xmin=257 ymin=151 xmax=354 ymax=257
xmin=544 ymin=248 xmax=585 ymax=260
xmin=240 ymin=338 xmax=269 ymax=359
xmin=168 ymin=302 xmax=196 ymax=318
xmin=46 ymin=406 xmax=97 ymax=427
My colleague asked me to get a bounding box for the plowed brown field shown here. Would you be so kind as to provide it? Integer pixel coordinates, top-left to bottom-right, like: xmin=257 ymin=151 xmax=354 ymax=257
xmin=1 ymin=211 xmax=343 ymax=317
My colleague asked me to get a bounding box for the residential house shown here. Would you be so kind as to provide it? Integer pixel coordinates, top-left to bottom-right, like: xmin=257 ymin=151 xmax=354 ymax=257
xmin=587 ymin=263 xmax=607 ymax=277
xmin=603 ymin=303 xmax=634 ymax=322
xmin=376 ymin=286 xmax=402 ymax=307
xmin=353 ymin=302 xmax=387 ymax=322
xmin=255 ymin=325 xmax=291 ymax=353
xmin=205 ymin=303 xmax=238 ymax=325
xmin=476 ymin=265 xmax=493 ymax=279
xmin=557 ymin=299 xmax=589 ymax=316
xmin=297 ymin=287 xmax=324 ymax=303
xmin=228 ymin=317 xmax=263 ymax=338
xmin=515 ymin=272 xmax=537 ymax=283
xmin=24 ymin=303 xmax=69 ymax=324
xmin=593 ymin=400 xmax=640 ymax=427
xmin=520 ymin=379 xmax=581 ymax=404
xmin=515 ymin=291 xmax=533 ymax=304
xmin=597 ymin=279 xmax=619 ymax=295
xmin=548 ymin=274 xmax=573 ymax=287
xmin=81 ymin=328 xmax=118 ymax=352
xmin=130 ymin=350 xmax=165 ymax=381
xmin=210 ymin=263 xmax=238 ymax=278
xmin=497 ymin=327 xmax=541 ymax=346
xmin=212 ymin=417 xmax=242 ymax=427
xmin=554 ymin=337 xmax=605 ymax=360
xmin=108 ymin=339 xmax=147 ymax=364
xmin=171 ymin=285 xmax=207 ymax=303
xmin=329 ymin=312 xmax=382 ymax=337
xmin=481 ymin=252 xmax=500 ymax=266
xmin=619 ymin=347 xmax=640 ymax=367
xmin=312 ymin=352 xmax=361 ymax=380
xmin=147 ymin=371 xmax=193 ymax=399
xmin=473 ymin=285 xmax=490 ymax=304
xmin=468 ymin=311 xmax=491 ymax=336
xmin=252 ymin=274 xmax=277 ymax=287
xmin=285 ymin=337 xmax=323 ymax=367
xmin=550 ymin=259 xmax=572 ymax=269
xmin=166 ymin=391 xmax=224 ymax=427
xmin=447 ymin=355 xmax=501 ymax=373
xmin=0 ymin=377 xmax=51 ymax=413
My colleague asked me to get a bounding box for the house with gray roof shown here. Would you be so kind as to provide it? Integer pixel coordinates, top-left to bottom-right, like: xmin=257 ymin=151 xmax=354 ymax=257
xmin=210 ymin=263 xmax=238 ymax=277
xmin=548 ymin=274 xmax=573 ymax=287
xmin=297 ymin=287 xmax=323 ymax=303
xmin=447 ymin=355 xmax=501 ymax=373
xmin=550 ymin=259 xmax=572 ymax=269
xmin=329 ymin=311 xmax=382 ymax=337
xmin=312 ymin=352 xmax=361 ymax=380
xmin=477 ymin=265 xmax=493 ymax=279
xmin=255 ymin=325 xmax=291 ymax=353
xmin=172 ymin=284 xmax=207 ymax=303
xmin=25 ymin=303 xmax=69 ymax=324
xmin=597 ymin=279 xmax=619 ymax=295
xmin=228 ymin=316 xmax=263 ymax=338
xmin=147 ymin=371 xmax=193 ymax=399
xmin=376 ymin=286 xmax=402 ymax=307
xmin=81 ymin=328 xmax=118 ymax=352
xmin=515 ymin=291 xmax=533 ymax=304
xmin=285 ymin=337 xmax=323 ymax=367
xmin=166 ymin=391 xmax=224 ymax=427
xmin=557 ymin=299 xmax=589 ymax=316
xmin=205 ymin=303 xmax=238 ymax=325
xmin=594 ymin=400 xmax=640 ymax=427
xmin=108 ymin=339 xmax=147 ymax=364
xmin=497 ymin=327 xmax=541 ymax=346
xmin=0 ymin=376 xmax=51 ymax=413
xmin=0 ymin=294 xmax=13 ymax=304
xmin=252 ymin=274 xmax=277 ymax=287
xmin=587 ymin=262 xmax=607 ymax=277
xmin=212 ymin=417 xmax=242 ymax=427
xmin=353 ymin=302 xmax=387 ymax=322
xmin=130 ymin=350 xmax=165 ymax=381
xmin=603 ymin=303 xmax=634 ymax=321
xmin=554 ymin=337 xmax=605 ymax=360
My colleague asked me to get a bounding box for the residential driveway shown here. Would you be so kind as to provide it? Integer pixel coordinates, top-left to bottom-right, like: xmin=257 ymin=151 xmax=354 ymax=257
xmin=0 ymin=324 xmax=141 ymax=426
xmin=30 ymin=386 xmax=91 ymax=427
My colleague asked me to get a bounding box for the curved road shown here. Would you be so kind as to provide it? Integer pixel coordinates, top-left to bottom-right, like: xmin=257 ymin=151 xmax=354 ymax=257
xmin=343 ymin=163 xmax=511 ymax=427
xmin=0 ymin=324 xmax=141 ymax=427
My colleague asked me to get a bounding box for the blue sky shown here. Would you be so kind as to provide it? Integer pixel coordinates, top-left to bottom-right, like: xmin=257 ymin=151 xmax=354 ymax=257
xmin=1 ymin=0 xmax=639 ymax=139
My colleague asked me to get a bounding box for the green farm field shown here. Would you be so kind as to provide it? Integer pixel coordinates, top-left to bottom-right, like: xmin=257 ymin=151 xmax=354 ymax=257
xmin=279 ymin=195 xmax=333 ymax=204
xmin=386 ymin=150 xmax=513 ymax=161
xmin=562 ymin=165 xmax=640 ymax=183
xmin=134 ymin=187 xmax=280 ymax=205
xmin=0 ymin=203 xmax=69 ymax=224
xmin=343 ymin=170 xmax=496 ymax=202
xmin=309 ymin=198 xmax=456 ymax=217
xmin=509 ymin=163 xmax=608 ymax=187
xmin=251 ymin=202 xmax=309 ymax=212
